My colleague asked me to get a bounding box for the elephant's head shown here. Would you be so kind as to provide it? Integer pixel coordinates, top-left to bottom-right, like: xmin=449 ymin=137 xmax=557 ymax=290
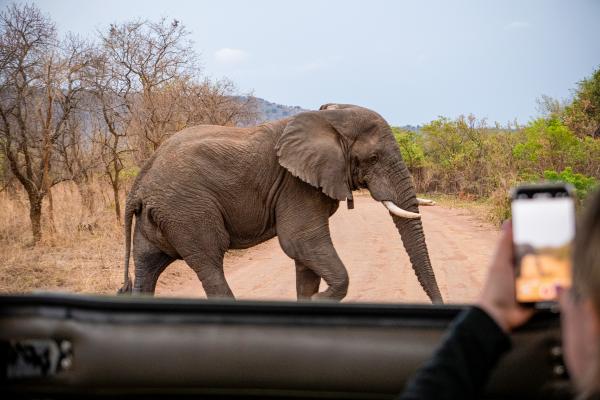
xmin=275 ymin=103 xmax=443 ymax=304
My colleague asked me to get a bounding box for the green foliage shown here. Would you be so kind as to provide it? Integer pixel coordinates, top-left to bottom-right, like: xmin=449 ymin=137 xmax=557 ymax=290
xmin=392 ymin=127 xmax=425 ymax=170
xmin=392 ymin=112 xmax=600 ymax=222
xmin=543 ymin=167 xmax=597 ymax=200
xmin=563 ymin=66 xmax=600 ymax=138
xmin=512 ymin=117 xmax=584 ymax=178
xmin=408 ymin=114 xmax=517 ymax=197
xmin=389 ymin=70 xmax=600 ymax=221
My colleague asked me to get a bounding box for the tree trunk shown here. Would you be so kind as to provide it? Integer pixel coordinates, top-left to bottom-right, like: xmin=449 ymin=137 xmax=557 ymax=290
xmin=76 ymin=179 xmax=95 ymax=223
xmin=46 ymin=186 xmax=56 ymax=233
xmin=28 ymin=193 xmax=44 ymax=244
xmin=112 ymin=177 xmax=121 ymax=223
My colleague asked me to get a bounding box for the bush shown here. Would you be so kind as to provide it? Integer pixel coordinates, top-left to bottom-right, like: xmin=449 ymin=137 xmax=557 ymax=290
xmin=392 ymin=127 xmax=425 ymax=170
xmin=412 ymin=115 xmax=519 ymax=197
xmin=392 ymin=114 xmax=600 ymax=222
xmin=543 ymin=167 xmax=598 ymax=200
xmin=512 ymin=117 xmax=584 ymax=177
xmin=563 ymin=66 xmax=600 ymax=138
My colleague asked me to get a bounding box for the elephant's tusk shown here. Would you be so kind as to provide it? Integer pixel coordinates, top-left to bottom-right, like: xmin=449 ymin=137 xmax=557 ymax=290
xmin=417 ymin=197 xmax=436 ymax=206
xmin=382 ymin=201 xmax=421 ymax=219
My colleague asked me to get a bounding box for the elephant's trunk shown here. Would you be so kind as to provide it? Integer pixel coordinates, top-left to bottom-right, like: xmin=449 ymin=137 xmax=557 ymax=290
xmin=388 ymin=165 xmax=443 ymax=304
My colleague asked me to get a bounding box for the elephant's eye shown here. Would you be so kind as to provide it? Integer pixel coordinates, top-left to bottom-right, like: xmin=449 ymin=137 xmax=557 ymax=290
xmin=368 ymin=154 xmax=378 ymax=164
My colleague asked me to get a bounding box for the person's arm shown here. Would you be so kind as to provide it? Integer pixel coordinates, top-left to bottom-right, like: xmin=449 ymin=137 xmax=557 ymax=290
xmin=399 ymin=221 xmax=534 ymax=400
xmin=398 ymin=306 xmax=510 ymax=400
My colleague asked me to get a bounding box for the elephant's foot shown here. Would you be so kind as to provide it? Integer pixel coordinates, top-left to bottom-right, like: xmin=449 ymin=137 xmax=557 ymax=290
xmin=203 ymin=283 xmax=235 ymax=299
xmin=117 ymin=279 xmax=132 ymax=295
xmin=311 ymin=290 xmax=345 ymax=302
xmin=309 ymin=273 xmax=349 ymax=302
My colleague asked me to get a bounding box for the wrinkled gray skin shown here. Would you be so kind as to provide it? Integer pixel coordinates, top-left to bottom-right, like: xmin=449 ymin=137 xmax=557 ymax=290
xmin=119 ymin=104 xmax=443 ymax=303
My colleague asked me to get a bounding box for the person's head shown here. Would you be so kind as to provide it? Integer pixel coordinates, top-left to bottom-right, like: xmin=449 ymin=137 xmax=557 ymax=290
xmin=560 ymin=188 xmax=600 ymax=395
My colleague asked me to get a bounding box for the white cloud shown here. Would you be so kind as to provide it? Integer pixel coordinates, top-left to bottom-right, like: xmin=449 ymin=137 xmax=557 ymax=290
xmin=214 ymin=48 xmax=248 ymax=66
xmin=504 ymin=21 xmax=531 ymax=31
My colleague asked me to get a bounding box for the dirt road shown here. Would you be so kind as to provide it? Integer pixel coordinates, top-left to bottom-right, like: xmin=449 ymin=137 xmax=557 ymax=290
xmin=156 ymin=194 xmax=499 ymax=304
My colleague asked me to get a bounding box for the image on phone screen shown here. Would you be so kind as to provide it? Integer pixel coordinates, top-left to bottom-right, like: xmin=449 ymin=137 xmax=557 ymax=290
xmin=512 ymin=194 xmax=575 ymax=303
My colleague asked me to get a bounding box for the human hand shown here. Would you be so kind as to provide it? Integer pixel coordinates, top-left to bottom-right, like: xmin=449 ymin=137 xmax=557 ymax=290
xmin=477 ymin=220 xmax=535 ymax=333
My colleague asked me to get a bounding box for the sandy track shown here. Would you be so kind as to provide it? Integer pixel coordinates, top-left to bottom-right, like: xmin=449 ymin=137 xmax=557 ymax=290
xmin=156 ymin=194 xmax=499 ymax=304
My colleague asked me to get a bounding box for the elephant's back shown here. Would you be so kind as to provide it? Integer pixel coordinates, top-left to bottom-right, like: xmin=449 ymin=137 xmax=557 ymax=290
xmin=162 ymin=124 xmax=255 ymax=151
xmin=136 ymin=123 xmax=280 ymax=198
xmin=151 ymin=125 xmax=256 ymax=168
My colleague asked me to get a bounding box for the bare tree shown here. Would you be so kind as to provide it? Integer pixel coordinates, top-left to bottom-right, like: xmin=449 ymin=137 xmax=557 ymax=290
xmin=87 ymin=49 xmax=132 ymax=223
xmin=0 ymin=4 xmax=88 ymax=243
xmin=1 ymin=7 xmax=264 ymax=234
xmin=536 ymin=94 xmax=564 ymax=117
xmin=99 ymin=18 xmax=198 ymax=162
xmin=125 ymin=77 xmax=259 ymax=162
xmin=56 ymin=96 xmax=102 ymax=224
xmin=189 ymin=78 xmax=259 ymax=127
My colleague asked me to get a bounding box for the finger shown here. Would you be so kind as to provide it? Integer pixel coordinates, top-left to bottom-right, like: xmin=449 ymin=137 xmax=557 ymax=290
xmin=497 ymin=222 xmax=513 ymax=256
xmin=501 ymin=219 xmax=513 ymax=241
xmin=490 ymin=221 xmax=514 ymax=272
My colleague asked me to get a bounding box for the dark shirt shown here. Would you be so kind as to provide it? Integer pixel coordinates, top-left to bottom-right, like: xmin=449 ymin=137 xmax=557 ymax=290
xmin=398 ymin=306 xmax=511 ymax=400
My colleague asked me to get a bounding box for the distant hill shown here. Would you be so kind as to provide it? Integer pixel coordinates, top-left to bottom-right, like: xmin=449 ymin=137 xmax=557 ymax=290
xmin=252 ymin=97 xmax=308 ymax=122
xmin=399 ymin=125 xmax=421 ymax=132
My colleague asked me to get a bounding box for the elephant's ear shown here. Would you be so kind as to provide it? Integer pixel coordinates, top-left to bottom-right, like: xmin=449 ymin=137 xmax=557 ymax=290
xmin=275 ymin=111 xmax=352 ymax=201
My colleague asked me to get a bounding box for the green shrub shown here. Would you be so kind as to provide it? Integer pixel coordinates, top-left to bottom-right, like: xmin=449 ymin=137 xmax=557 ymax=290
xmin=392 ymin=113 xmax=600 ymax=222
xmin=392 ymin=127 xmax=425 ymax=170
xmin=389 ymin=69 xmax=600 ymax=221
xmin=512 ymin=117 xmax=584 ymax=176
xmin=543 ymin=167 xmax=598 ymax=200
xmin=563 ymin=66 xmax=600 ymax=138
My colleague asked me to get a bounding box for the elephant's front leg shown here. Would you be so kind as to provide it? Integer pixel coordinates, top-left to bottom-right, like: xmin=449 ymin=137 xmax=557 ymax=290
xmin=287 ymin=242 xmax=349 ymax=300
xmin=300 ymin=245 xmax=349 ymax=300
xmin=295 ymin=260 xmax=321 ymax=299
xmin=276 ymin=191 xmax=349 ymax=301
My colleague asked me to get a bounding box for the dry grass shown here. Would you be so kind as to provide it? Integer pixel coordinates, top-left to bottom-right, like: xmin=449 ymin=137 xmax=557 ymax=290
xmin=0 ymin=181 xmax=125 ymax=294
xmin=0 ymin=181 xmax=256 ymax=295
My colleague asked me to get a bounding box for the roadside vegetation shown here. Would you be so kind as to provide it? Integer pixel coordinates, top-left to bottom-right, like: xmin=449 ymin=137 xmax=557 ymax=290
xmin=394 ymin=67 xmax=600 ymax=223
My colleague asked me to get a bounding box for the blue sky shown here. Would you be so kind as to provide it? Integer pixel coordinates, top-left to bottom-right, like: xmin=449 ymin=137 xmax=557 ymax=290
xmin=8 ymin=0 xmax=600 ymax=125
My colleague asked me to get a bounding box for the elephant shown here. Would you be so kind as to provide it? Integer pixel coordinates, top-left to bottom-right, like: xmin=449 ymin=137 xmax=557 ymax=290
xmin=118 ymin=103 xmax=443 ymax=304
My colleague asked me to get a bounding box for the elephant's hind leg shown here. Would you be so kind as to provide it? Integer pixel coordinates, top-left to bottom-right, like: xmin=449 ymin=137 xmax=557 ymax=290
xmin=132 ymin=226 xmax=175 ymax=295
xmin=184 ymin=251 xmax=234 ymax=299
xmin=164 ymin=210 xmax=234 ymax=299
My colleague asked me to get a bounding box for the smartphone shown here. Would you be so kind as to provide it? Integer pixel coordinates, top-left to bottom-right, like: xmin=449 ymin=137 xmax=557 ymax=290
xmin=511 ymin=183 xmax=575 ymax=306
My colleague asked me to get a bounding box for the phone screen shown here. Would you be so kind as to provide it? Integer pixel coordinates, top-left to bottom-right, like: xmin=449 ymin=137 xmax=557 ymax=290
xmin=512 ymin=193 xmax=575 ymax=303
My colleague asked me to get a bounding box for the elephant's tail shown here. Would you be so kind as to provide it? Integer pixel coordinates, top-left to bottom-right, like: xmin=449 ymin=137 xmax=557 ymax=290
xmin=117 ymin=199 xmax=138 ymax=295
